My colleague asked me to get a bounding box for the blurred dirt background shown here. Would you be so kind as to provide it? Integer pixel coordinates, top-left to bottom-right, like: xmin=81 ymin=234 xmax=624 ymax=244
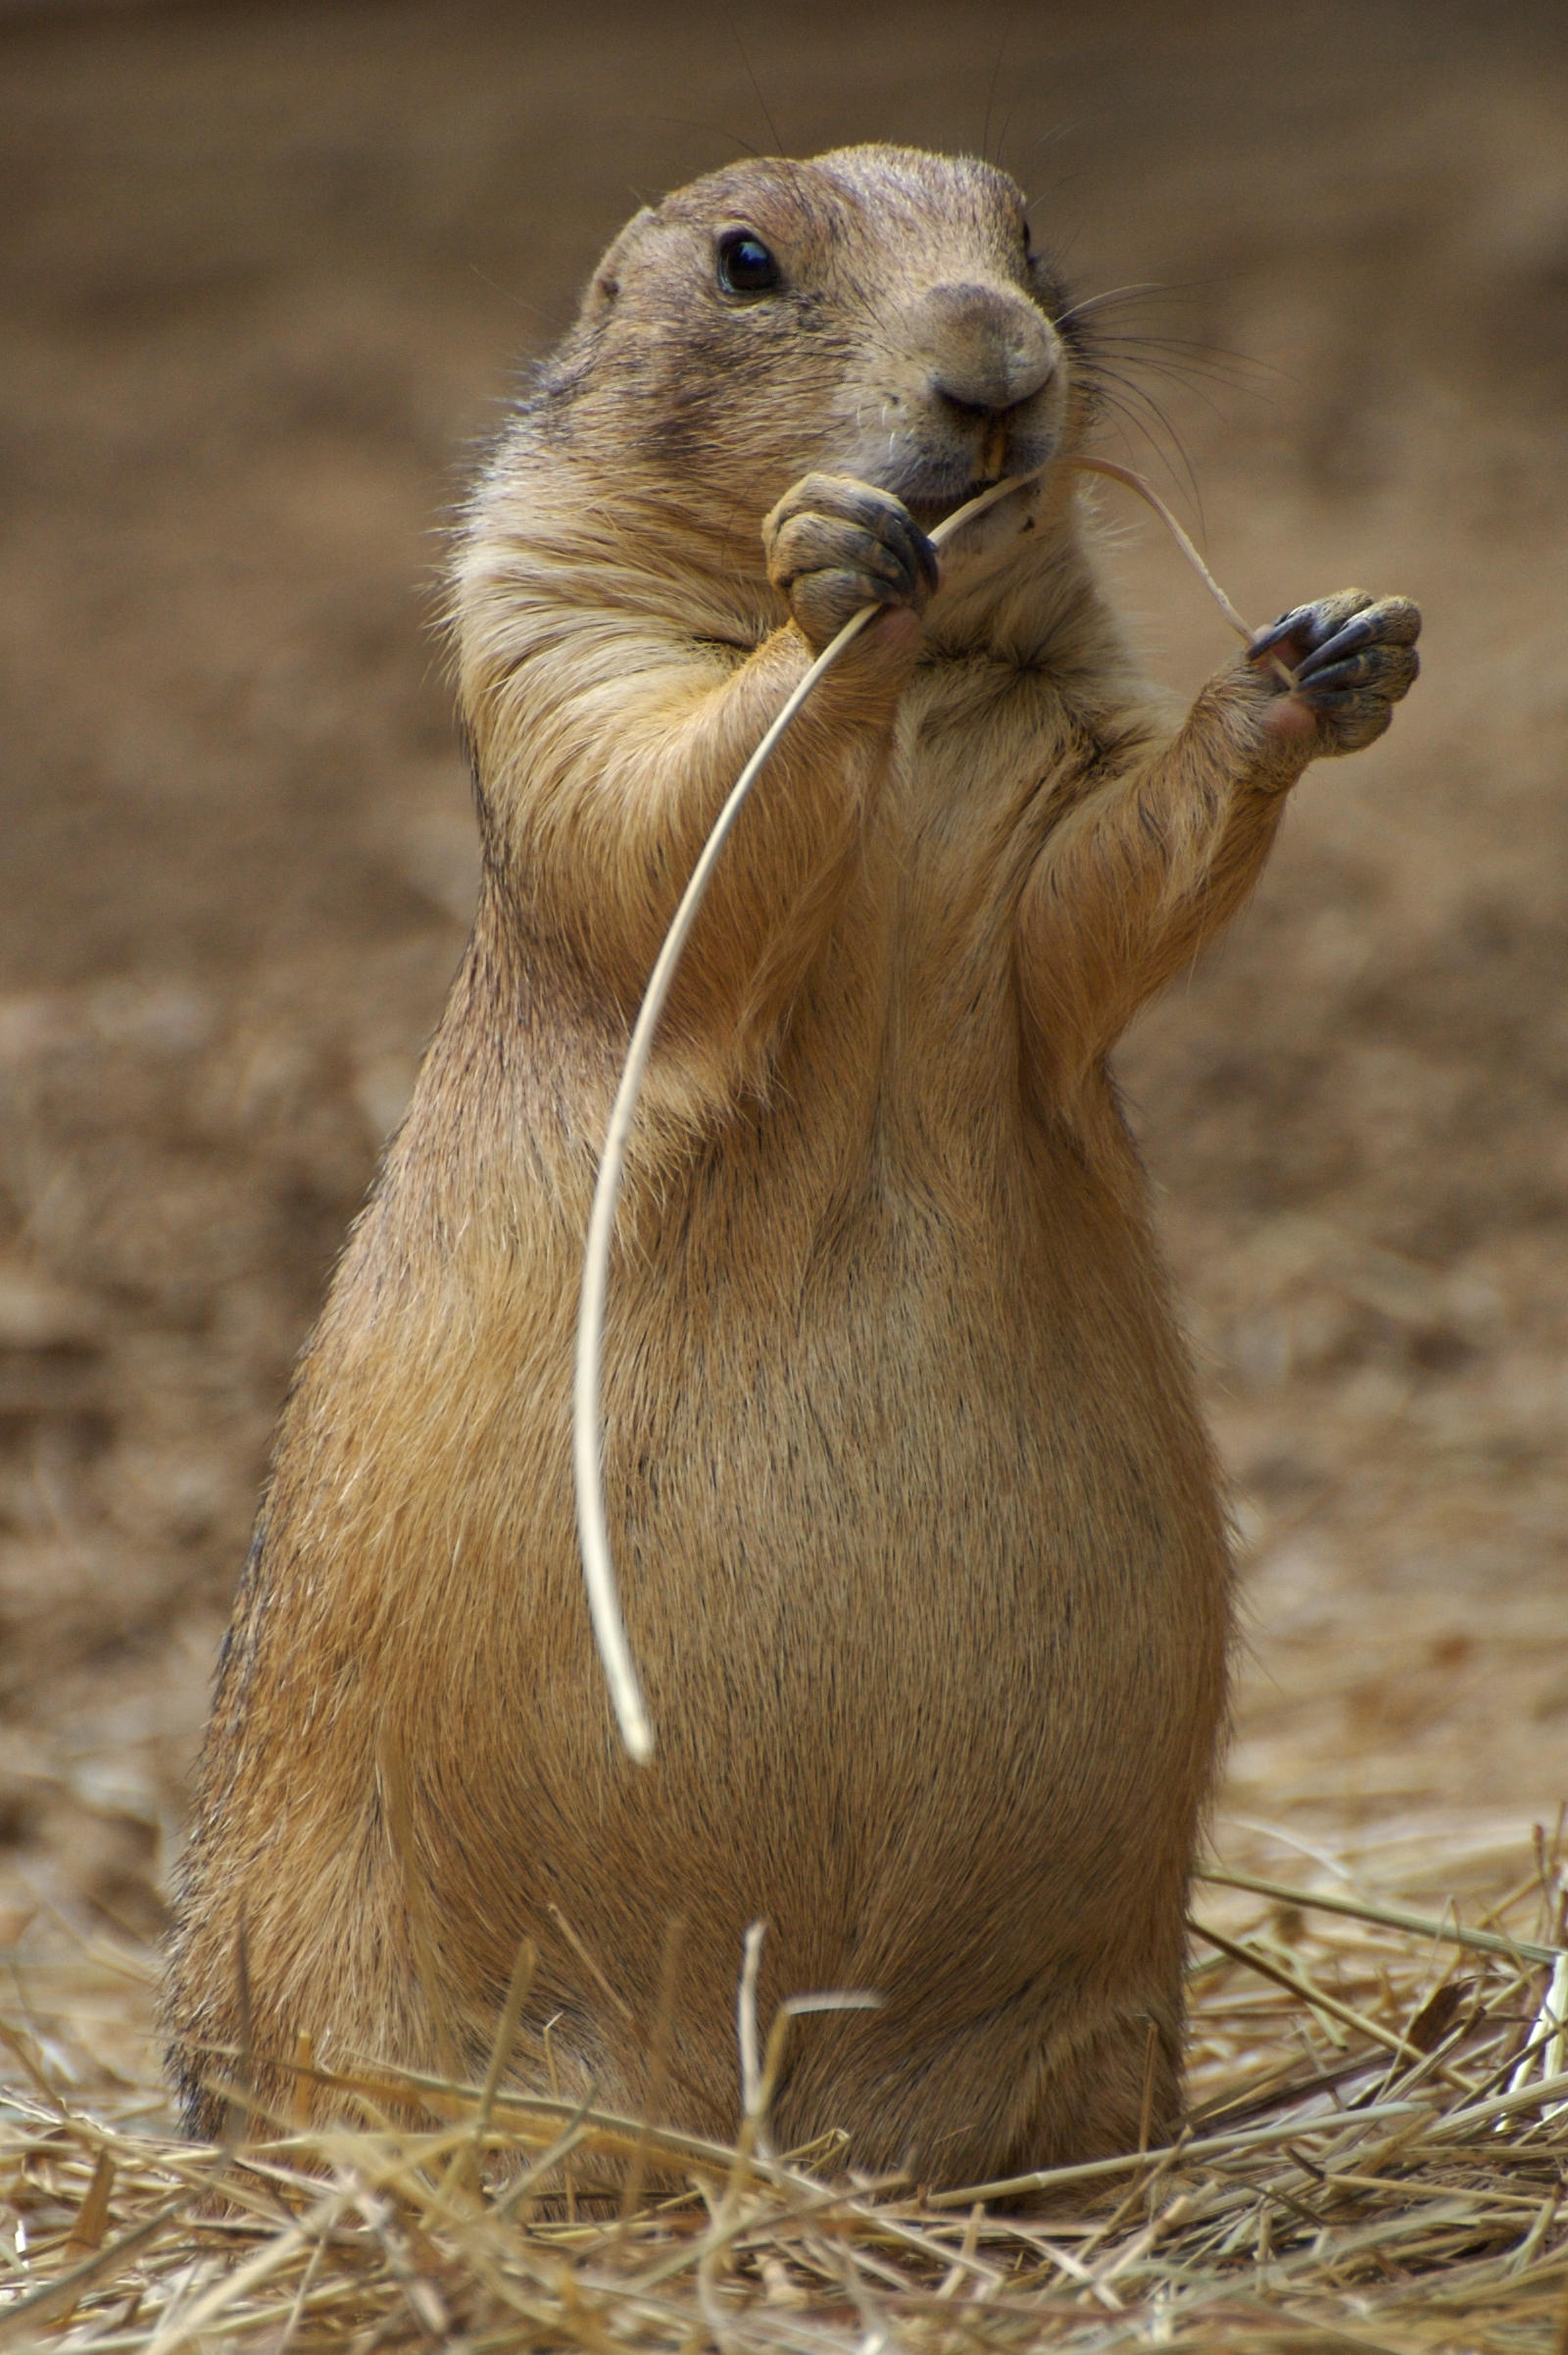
xmin=0 ymin=0 xmax=1565 ymax=2026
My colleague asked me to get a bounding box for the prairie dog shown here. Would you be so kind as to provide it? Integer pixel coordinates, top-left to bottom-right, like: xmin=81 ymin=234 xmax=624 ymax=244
xmin=165 ymin=145 xmax=1419 ymax=2187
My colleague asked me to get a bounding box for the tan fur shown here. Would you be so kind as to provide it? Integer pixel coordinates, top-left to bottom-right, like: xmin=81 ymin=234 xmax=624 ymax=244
xmin=164 ymin=146 xmax=1418 ymax=2188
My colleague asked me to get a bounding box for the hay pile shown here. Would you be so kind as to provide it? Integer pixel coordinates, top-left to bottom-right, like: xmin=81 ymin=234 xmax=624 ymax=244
xmin=3 ymin=1822 xmax=1567 ymax=2353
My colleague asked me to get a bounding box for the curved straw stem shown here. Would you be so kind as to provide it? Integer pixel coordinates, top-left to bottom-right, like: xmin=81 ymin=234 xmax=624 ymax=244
xmin=572 ymin=474 xmax=1039 ymax=1762
xmin=570 ymin=612 xmax=873 ymax=1761
xmin=573 ymin=461 xmax=1259 ymax=1763
xmin=1071 ymin=456 xmax=1252 ymax=641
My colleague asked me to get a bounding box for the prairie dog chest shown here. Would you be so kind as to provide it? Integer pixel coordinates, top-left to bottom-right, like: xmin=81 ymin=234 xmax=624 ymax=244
xmin=858 ymin=654 xmax=1090 ymax=1014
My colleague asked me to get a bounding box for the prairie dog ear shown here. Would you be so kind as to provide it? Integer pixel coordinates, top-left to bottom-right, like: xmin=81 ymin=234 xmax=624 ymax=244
xmin=580 ymin=207 xmax=658 ymax=319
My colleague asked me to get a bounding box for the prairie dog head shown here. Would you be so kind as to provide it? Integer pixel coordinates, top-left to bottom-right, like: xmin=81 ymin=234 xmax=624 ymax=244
xmin=531 ymin=145 xmax=1085 ymax=553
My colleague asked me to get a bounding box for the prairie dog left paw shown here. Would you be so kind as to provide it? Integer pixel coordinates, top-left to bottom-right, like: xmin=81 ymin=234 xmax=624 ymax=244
xmin=1250 ymin=592 xmax=1421 ymax=754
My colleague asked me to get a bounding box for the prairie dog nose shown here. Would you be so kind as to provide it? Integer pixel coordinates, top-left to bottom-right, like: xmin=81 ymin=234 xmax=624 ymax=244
xmin=911 ymin=280 xmax=1059 ymax=415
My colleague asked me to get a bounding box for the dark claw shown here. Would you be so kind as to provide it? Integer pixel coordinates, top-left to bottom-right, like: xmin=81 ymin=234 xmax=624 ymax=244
xmin=1295 ymin=611 xmax=1384 ymax=683
xmin=1249 ymin=604 xmax=1321 ymax=660
xmin=1250 ymin=592 xmax=1380 ymax=662
xmin=1298 ymin=647 xmax=1420 ymax=699
xmin=896 ymin=519 xmax=941 ymax=598
xmin=1297 ymin=605 xmax=1421 ymax=685
xmin=1295 ymin=656 xmax=1369 ymax=696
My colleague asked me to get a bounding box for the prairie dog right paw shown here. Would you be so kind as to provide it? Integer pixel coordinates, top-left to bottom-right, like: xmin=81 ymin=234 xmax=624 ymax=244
xmin=763 ymin=473 xmax=939 ymax=653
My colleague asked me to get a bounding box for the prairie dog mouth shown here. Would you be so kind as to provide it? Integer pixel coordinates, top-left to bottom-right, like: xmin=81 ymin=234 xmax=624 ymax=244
xmin=887 ymin=433 xmax=1056 ymax=535
xmin=906 ymin=478 xmax=1007 ymax=531
xmin=906 ymin=467 xmax=1045 ymax=536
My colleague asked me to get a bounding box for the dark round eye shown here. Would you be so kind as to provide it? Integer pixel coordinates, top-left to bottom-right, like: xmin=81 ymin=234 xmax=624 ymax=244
xmin=716 ymin=229 xmax=783 ymax=296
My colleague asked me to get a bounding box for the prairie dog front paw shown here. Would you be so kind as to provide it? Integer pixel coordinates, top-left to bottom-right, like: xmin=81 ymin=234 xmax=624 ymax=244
xmin=1250 ymin=592 xmax=1421 ymax=754
xmin=763 ymin=473 xmax=939 ymax=653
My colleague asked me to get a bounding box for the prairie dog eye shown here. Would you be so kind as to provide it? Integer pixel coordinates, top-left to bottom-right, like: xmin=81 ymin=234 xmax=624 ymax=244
xmin=716 ymin=228 xmax=783 ymax=295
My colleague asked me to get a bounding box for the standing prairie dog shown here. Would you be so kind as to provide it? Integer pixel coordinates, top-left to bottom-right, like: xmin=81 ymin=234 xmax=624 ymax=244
xmin=165 ymin=145 xmax=1419 ymax=2186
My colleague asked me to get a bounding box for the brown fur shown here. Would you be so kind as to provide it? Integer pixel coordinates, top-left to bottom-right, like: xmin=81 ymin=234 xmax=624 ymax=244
xmin=164 ymin=146 xmax=1418 ymax=2188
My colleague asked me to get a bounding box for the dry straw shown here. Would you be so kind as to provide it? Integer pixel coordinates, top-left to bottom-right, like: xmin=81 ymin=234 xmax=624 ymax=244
xmin=573 ymin=460 xmax=1275 ymax=1762
xmin=4 ymin=1818 xmax=1568 ymax=2349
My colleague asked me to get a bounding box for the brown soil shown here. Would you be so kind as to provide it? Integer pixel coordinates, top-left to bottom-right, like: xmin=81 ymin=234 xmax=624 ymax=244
xmin=1 ymin=0 xmax=1565 ymax=2016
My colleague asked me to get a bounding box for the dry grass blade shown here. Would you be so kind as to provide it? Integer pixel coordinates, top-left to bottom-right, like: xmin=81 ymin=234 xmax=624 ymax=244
xmin=1187 ymin=1918 xmax=1436 ymax=2070
xmin=1198 ymin=1865 xmax=1568 ymax=1968
xmin=4 ymin=1823 xmax=1568 ymax=2350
